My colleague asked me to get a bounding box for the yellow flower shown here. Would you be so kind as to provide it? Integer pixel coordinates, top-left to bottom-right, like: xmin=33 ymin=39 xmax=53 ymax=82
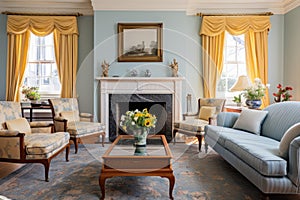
xmin=144 ymin=119 xmax=152 ymax=127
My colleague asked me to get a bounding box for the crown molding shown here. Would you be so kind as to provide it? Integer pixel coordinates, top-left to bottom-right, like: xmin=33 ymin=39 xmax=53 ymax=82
xmin=91 ymin=0 xmax=299 ymax=15
xmin=91 ymin=0 xmax=187 ymax=11
xmin=0 ymin=0 xmax=299 ymax=16
xmin=0 ymin=0 xmax=94 ymax=16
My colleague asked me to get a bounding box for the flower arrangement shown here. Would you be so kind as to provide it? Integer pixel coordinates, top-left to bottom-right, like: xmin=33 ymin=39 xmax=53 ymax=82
xmin=21 ymin=86 xmax=40 ymax=101
xmin=120 ymin=108 xmax=157 ymax=132
xmin=273 ymin=84 xmax=293 ymax=102
xmin=243 ymin=78 xmax=266 ymax=100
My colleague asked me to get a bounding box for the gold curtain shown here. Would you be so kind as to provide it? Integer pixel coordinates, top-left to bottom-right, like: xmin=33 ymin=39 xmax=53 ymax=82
xmin=200 ymin=16 xmax=271 ymax=99
xmin=53 ymin=30 xmax=78 ymax=98
xmin=245 ymin=29 xmax=270 ymax=108
xmin=5 ymin=31 xmax=30 ymax=101
xmin=6 ymin=15 xmax=78 ymax=101
xmin=201 ymin=33 xmax=225 ymax=98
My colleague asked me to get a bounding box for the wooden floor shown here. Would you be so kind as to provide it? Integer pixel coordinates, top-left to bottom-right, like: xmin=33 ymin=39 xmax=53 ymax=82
xmin=0 ymin=162 xmax=24 ymax=179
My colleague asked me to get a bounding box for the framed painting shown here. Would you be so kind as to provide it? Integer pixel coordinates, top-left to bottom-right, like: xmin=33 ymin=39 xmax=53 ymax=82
xmin=118 ymin=23 xmax=163 ymax=62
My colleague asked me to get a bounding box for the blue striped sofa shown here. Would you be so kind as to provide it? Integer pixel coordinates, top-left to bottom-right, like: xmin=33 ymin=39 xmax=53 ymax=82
xmin=204 ymin=101 xmax=300 ymax=194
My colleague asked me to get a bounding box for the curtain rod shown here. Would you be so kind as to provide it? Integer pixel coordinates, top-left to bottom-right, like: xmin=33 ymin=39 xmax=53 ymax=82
xmin=2 ymin=11 xmax=82 ymax=17
xmin=196 ymin=12 xmax=273 ymax=17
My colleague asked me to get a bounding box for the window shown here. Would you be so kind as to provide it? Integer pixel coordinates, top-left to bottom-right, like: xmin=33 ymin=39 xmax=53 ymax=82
xmin=23 ymin=32 xmax=61 ymax=99
xmin=216 ymin=31 xmax=247 ymax=103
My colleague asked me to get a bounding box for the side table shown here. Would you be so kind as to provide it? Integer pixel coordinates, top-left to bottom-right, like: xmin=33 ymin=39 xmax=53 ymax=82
xmin=224 ymin=105 xmax=244 ymax=113
xmin=21 ymin=104 xmax=52 ymax=122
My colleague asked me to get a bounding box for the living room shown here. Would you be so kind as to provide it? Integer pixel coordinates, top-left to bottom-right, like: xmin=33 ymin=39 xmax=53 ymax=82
xmin=0 ymin=0 xmax=300 ymax=199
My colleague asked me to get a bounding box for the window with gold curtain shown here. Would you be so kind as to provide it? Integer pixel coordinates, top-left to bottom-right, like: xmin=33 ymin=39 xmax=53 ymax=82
xmin=6 ymin=15 xmax=78 ymax=101
xmin=200 ymin=16 xmax=271 ymax=107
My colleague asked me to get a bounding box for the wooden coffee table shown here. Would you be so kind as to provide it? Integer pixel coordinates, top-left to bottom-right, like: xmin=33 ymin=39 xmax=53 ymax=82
xmin=99 ymin=135 xmax=175 ymax=199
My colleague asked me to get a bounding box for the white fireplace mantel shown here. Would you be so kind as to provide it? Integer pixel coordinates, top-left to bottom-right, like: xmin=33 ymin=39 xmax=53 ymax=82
xmin=96 ymin=77 xmax=184 ymax=135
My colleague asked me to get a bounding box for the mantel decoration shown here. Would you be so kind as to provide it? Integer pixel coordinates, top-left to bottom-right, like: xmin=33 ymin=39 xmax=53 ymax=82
xmin=273 ymin=84 xmax=293 ymax=102
xmin=243 ymin=78 xmax=266 ymax=109
xmin=120 ymin=108 xmax=157 ymax=155
xmin=21 ymin=86 xmax=40 ymax=102
xmin=169 ymin=58 xmax=179 ymax=77
xmin=101 ymin=60 xmax=110 ymax=77
xmin=118 ymin=23 xmax=163 ymax=62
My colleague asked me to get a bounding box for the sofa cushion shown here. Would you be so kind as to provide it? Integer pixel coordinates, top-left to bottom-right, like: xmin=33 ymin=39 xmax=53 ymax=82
xmin=6 ymin=118 xmax=31 ymax=135
xmin=204 ymin=125 xmax=245 ymax=146
xmin=25 ymin=132 xmax=69 ymax=155
xmin=224 ymin=134 xmax=287 ymax=176
xmin=60 ymin=111 xmax=80 ymax=122
xmin=199 ymin=106 xmax=216 ymax=121
xmin=233 ymin=109 xmax=268 ymax=135
xmin=279 ymin=123 xmax=300 ymax=159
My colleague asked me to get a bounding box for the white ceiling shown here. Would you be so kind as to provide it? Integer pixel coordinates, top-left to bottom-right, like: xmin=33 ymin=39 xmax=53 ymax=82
xmin=0 ymin=0 xmax=299 ymax=16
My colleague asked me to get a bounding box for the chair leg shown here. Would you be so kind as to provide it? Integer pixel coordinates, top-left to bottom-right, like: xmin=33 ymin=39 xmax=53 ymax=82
xmin=41 ymin=160 xmax=50 ymax=182
xmin=172 ymin=129 xmax=177 ymax=145
xmin=72 ymin=138 xmax=79 ymax=154
xmin=66 ymin=143 xmax=70 ymax=161
xmin=101 ymin=132 xmax=105 ymax=147
xmin=195 ymin=135 xmax=203 ymax=152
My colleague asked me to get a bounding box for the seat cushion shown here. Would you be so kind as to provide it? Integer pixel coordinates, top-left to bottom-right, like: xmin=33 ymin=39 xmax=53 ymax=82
xmin=174 ymin=119 xmax=208 ymax=132
xmin=224 ymin=133 xmax=287 ymax=176
xmin=25 ymin=132 xmax=70 ymax=156
xmin=67 ymin=121 xmax=105 ymax=137
xmin=205 ymin=125 xmax=287 ymax=177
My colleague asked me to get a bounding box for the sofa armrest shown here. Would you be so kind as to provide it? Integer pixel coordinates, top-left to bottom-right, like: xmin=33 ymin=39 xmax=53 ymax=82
xmin=183 ymin=113 xmax=198 ymax=120
xmin=0 ymin=132 xmax=26 ymax=159
xmin=80 ymin=112 xmax=93 ymax=122
xmin=53 ymin=117 xmax=68 ymax=132
xmin=0 ymin=130 xmax=19 ymax=136
xmin=216 ymin=112 xmax=240 ymax=128
xmin=288 ymin=136 xmax=300 ymax=186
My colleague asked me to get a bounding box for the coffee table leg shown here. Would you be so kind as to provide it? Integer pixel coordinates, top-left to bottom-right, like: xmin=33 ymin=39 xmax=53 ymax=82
xmin=99 ymin=174 xmax=106 ymax=200
xmin=166 ymin=174 xmax=175 ymax=200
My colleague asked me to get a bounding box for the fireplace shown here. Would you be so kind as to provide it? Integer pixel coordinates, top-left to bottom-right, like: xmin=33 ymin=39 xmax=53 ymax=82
xmin=96 ymin=77 xmax=184 ymax=144
xmin=109 ymin=94 xmax=172 ymax=142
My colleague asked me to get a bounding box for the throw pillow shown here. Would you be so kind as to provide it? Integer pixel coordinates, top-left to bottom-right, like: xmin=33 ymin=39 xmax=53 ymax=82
xmin=233 ymin=109 xmax=268 ymax=135
xmin=60 ymin=111 xmax=80 ymax=122
xmin=6 ymin=118 xmax=31 ymax=134
xmin=279 ymin=123 xmax=300 ymax=159
xmin=199 ymin=106 xmax=216 ymax=121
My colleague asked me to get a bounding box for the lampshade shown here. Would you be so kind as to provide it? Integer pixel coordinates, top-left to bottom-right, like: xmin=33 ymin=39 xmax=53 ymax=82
xmin=229 ymin=75 xmax=251 ymax=92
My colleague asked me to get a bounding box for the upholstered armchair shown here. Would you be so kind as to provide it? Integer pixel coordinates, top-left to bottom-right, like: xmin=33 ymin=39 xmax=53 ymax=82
xmin=173 ymin=98 xmax=226 ymax=152
xmin=48 ymin=98 xmax=105 ymax=153
xmin=0 ymin=101 xmax=70 ymax=182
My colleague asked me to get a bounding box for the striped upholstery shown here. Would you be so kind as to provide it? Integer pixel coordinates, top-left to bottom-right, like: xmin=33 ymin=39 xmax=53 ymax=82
xmin=262 ymin=102 xmax=300 ymax=141
xmin=204 ymin=101 xmax=300 ymax=194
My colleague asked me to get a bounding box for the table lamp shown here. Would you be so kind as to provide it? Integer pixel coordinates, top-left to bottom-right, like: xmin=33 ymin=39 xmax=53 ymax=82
xmin=229 ymin=75 xmax=251 ymax=106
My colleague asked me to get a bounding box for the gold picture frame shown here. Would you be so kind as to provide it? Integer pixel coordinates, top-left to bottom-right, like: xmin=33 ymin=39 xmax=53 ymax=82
xmin=118 ymin=23 xmax=163 ymax=62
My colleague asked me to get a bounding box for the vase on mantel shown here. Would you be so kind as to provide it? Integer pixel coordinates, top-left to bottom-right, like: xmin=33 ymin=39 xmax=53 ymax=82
xmin=245 ymin=99 xmax=262 ymax=109
xmin=133 ymin=128 xmax=149 ymax=156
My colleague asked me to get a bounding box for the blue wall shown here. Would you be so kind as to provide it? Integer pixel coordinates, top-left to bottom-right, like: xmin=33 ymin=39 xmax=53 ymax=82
xmin=284 ymin=6 xmax=300 ymax=100
xmin=93 ymin=11 xmax=202 ymax=114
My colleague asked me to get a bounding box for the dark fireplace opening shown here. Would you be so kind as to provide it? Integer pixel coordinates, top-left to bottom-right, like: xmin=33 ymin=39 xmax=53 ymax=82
xmin=116 ymin=101 xmax=167 ymax=136
xmin=109 ymin=94 xmax=172 ymax=143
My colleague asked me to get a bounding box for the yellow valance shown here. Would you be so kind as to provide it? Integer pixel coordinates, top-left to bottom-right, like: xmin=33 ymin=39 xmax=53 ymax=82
xmin=7 ymin=15 xmax=78 ymax=36
xmin=200 ymin=16 xmax=271 ymax=36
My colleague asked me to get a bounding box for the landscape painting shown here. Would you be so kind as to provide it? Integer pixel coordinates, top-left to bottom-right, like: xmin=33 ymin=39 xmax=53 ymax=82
xmin=118 ymin=23 xmax=163 ymax=62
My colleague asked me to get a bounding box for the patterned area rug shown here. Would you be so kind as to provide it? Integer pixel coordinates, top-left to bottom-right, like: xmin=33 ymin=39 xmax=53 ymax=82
xmin=0 ymin=143 xmax=298 ymax=200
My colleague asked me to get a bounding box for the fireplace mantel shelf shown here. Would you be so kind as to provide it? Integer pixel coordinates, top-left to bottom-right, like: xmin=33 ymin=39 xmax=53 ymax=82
xmin=95 ymin=77 xmax=184 ymax=81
